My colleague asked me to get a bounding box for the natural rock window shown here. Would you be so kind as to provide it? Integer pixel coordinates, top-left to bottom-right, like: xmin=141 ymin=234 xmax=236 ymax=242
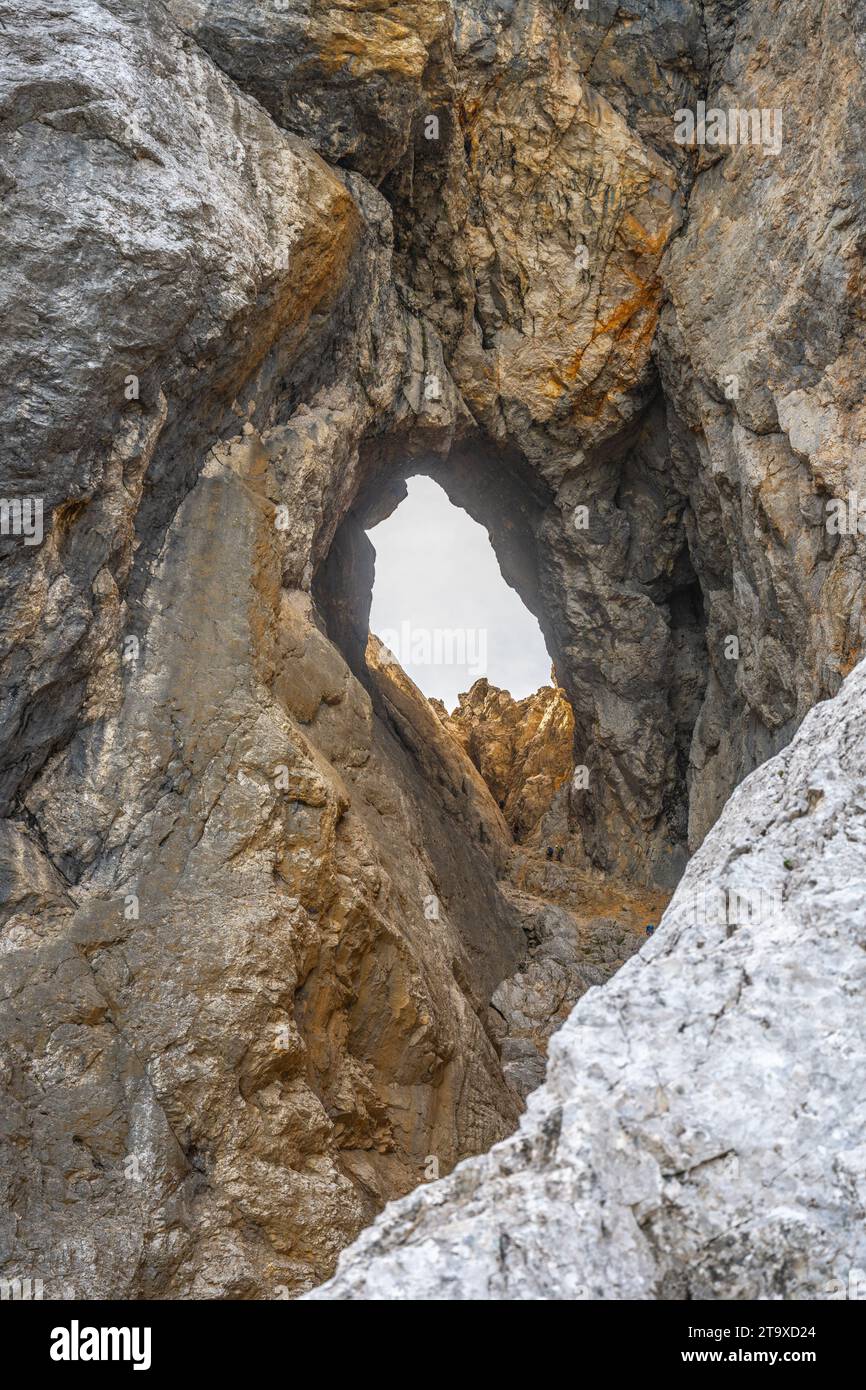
xmin=367 ymin=474 xmax=552 ymax=708
xmin=5 ymin=0 xmax=864 ymax=1311
xmin=316 ymin=456 xmax=668 ymax=1104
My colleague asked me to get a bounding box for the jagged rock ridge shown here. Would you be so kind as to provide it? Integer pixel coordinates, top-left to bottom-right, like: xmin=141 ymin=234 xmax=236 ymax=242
xmin=432 ymin=677 xmax=573 ymax=844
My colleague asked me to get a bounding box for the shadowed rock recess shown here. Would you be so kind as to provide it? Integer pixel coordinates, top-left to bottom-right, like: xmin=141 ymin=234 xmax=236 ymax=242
xmin=0 ymin=0 xmax=864 ymax=1300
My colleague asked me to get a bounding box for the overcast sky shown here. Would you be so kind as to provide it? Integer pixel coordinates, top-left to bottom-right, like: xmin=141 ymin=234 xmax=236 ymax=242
xmin=367 ymin=476 xmax=552 ymax=709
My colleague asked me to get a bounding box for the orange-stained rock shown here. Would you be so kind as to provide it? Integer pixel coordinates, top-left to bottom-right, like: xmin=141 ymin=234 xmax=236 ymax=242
xmin=435 ymin=678 xmax=574 ymax=843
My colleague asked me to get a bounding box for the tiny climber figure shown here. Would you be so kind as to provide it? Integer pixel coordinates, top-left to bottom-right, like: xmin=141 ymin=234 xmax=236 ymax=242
xmin=645 ymin=923 xmax=656 ymax=937
xmin=556 ymin=846 xmax=565 ymax=862
xmin=546 ymin=845 xmax=554 ymax=860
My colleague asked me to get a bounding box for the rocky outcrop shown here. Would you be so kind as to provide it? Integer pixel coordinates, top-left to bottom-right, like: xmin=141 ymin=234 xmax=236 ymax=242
xmin=657 ymin=0 xmax=866 ymax=849
xmin=165 ymin=0 xmax=453 ymax=186
xmin=0 ymin=420 xmax=533 ymax=1298
xmin=6 ymin=0 xmax=862 ymax=884
xmin=0 ymin=0 xmax=360 ymax=817
xmin=489 ymin=877 xmax=659 ymax=1101
xmin=434 ymin=679 xmax=573 ymax=843
xmin=308 ymin=659 xmax=866 ymax=1300
xmin=0 ymin=0 xmax=525 ymax=1300
xmin=3 ymin=0 xmax=865 ymax=1303
xmin=166 ymin=0 xmax=714 ymax=887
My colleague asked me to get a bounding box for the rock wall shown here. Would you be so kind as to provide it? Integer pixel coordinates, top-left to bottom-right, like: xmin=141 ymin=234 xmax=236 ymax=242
xmin=0 ymin=423 xmax=531 ymax=1297
xmin=164 ymin=0 xmax=712 ymax=887
xmin=658 ymin=0 xmax=866 ymax=848
xmin=0 ymin=0 xmax=527 ymax=1300
xmin=2 ymin=0 xmax=865 ymax=1300
xmin=309 ymin=658 xmax=866 ymax=1300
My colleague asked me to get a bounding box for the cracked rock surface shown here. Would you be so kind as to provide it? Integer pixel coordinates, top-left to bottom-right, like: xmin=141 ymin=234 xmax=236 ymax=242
xmin=434 ymin=679 xmax=573 ymax=844
xmin=309 ymin=659 xmax=866 ymax=1299
xmin=2 ymin=0 xmax=866 ymax=1300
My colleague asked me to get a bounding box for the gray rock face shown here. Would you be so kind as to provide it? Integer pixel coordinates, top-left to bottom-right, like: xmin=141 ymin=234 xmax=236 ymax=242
xmin=0 ymin=0 xmax=525 ymax=1300
xmin=165 ymin=0 xmax=453 ymax=184
xmin=2 ymin=0 xmax=865 ymax=1301
xmin=491 ymin=890 xmax=645 ymax=1099
xmin=0 ymin=0 xmax=360 ymax=816
xmin=170 ymin=0 xmax=710 ymax=889
xmin=308 ymin=659 xmax=866 ymax=1300
xmin=658 ymin=0 xmax=866 ymax=850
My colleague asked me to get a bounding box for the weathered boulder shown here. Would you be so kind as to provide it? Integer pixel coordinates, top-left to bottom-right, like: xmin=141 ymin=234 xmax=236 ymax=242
xmin=165 ymin=0 xmax=453 ymax=185
xmin=0 ymin=0 xmax=360 ymax=816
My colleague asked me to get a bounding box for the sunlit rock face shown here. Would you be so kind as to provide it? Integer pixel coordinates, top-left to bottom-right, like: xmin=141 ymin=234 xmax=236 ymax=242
xmin=2 ymin=0 xmax=865 ymax=1302
xmin=435 ymin=679 xmax=573 ymax=843
xmin=165 ymin=0 xmax=705 ymax=885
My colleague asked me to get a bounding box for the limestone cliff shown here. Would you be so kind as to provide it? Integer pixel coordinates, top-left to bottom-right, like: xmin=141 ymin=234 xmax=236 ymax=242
xmin=433 ymin=678 xmax=573 ymax=843
xmin=1 ymin=0 xmax=865 ymax=1302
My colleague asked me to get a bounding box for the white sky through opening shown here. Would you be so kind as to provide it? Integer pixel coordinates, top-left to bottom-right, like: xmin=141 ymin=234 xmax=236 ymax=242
xmin=367 ymin=476 xmax=553 ymax=710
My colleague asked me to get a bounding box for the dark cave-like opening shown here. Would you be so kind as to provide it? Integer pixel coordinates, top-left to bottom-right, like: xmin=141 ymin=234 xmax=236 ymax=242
xmin=313 ymin=415 xmax=710 ymax=892
xmin=313 ymin=434 xmax=563 ymax=698
xmin=312 ymin=436 xmax=577 ymax=851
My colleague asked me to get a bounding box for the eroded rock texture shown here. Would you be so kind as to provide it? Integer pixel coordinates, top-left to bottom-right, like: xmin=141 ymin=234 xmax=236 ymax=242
xmin=2 ymin=0 xmax=865 ymax=1301
xmin=309 ymin=659 xmax=866 ymax=1300
xmin=0 ymin=0 xmax=522 ymax=1299
xmin=434 ymin=679 xmax=573 ymax=843
xmin=659 ymin=0 xmax=866 ymax=849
